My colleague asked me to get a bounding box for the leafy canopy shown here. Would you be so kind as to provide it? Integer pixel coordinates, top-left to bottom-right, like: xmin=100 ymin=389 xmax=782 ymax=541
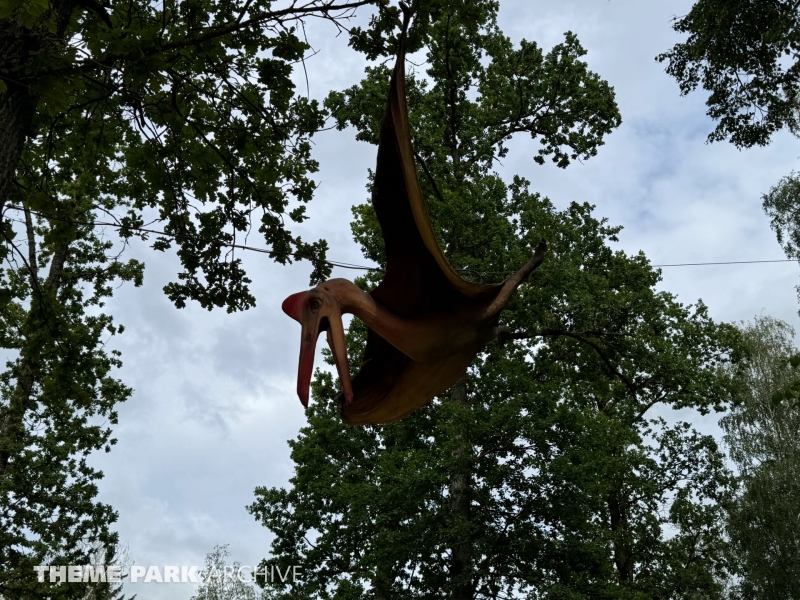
xmin=1 ymin=0 xmax=381 ymax=311
xmin=658 ymin=0 xmax=800 ymax=148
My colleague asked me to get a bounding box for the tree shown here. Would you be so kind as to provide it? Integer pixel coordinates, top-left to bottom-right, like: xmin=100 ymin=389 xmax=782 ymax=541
xmin=248 ymin=4 xmax=743 ymax=599
xmin=0 ymin=199 xmax=140 ymax=599
xmin=722 ymin=316 xmax=800 ymax=599
xmin=0 ymin=0 xmax=556 ymax=595
xmin=657 ymin=0 xmax=800 ymax=149
xmin=191 ymin=545 xmax=262 ymax=600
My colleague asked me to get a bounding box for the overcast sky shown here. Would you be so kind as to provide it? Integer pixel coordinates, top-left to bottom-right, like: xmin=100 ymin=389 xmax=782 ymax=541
xmin=89 ymin=1 xmax=800 ymax=597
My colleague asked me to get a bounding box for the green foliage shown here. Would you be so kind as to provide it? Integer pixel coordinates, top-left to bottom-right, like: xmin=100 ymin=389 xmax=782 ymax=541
xmin=726 ymin=459 xmax=800 ymax=600
xmin=674 ymin=3 xmax=800 ymax=326
xmin=328 ymin=7 xmax=620 ymax=175
xmin=0 ymin=188 xmax=142 ymax=598
xmin=250 ymin=3 xmax=742 ymax=598
xmin=722 ymin=317 xmax=800 ymax=600
xmin=657 ymin=0 xmax=800 ymax=148
xmin=1 ymin=0 xmax=363 ymax=306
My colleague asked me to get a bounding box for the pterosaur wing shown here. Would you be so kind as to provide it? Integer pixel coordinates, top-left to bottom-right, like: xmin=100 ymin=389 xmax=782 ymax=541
xmin=336 ymin=6 xmax=501 ymax=424
xmin=369 ymin=5 xmax=498 ymax=316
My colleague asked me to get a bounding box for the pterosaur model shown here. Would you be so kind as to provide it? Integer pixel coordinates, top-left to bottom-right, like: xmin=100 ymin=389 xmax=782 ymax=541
xmin=282 ymin=4 xmax=546 ymax=425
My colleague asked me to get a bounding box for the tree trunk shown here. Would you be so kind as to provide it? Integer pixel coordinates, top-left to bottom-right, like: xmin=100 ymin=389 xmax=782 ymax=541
xmin=0 ymin=0 xmax=75 ymax=215
xmin=0 ymin=231 xmax=69 ymax=477
xmin=0 ymin=18 xmax=40 ymax=215
xmin=608 ymin=490 xmax=634 ymax=583
xmin=449 ymin=376 xmax=473 ymax=600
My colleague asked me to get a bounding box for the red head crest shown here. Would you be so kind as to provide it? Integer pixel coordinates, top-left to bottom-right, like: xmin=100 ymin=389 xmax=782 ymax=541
xmin=281 ymin=291 xmax=306 ymax=322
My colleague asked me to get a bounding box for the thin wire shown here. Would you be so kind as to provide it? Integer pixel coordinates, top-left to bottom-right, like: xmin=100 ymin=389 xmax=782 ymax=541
xmin=5 ymin=204 xmax=800 ymax=273
xmin=4 ymin=204 xmax=384 ymax=272
xmin=652 ymin=259 xmax=799 ymax=267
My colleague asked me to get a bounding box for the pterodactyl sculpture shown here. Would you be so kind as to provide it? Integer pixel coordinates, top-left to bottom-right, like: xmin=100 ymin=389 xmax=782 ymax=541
xmin=282 ymin=4 xmax=546 ymax=425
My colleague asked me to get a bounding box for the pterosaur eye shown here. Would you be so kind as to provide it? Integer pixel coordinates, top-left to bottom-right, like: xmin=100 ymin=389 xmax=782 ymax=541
xmin=309 ymin=298 xmax=322 ymax=311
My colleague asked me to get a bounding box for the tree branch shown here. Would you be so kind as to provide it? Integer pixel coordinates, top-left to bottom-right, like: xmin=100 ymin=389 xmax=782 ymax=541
xmin=22 ymin=204 xmax=38 ymax=285
xmin=76 ymin=0 xmax=113 ymax=28
xmin=414 ymin=150 xmax=445 ymax=202
xmin=71 ymin=0 xmax=377 ymax=74
xmin=497 ymin=326 xmax=638 ymax=399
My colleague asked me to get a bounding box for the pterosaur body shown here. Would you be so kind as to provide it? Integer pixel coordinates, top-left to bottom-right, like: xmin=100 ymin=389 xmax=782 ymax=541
xmin=283 ymin=5 xmax=546 ymax=425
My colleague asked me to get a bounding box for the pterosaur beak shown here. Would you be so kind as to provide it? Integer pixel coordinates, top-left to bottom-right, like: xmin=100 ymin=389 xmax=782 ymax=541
xmin=281 ymin=290 xmax=353 ymax=408
xmin=282 ymin=291 xmax=316 ymax=407
xmin=326 ymin=314 xmax=354 ymax=407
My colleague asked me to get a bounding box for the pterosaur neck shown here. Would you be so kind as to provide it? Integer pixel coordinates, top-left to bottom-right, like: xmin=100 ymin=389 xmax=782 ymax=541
xmin=318 ymin=278 xmax=408 ymax=346
xmin=318 ymin=278 xmax=376 ymax=317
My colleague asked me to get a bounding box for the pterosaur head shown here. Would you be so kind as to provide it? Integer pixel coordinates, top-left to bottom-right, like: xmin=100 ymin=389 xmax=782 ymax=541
xmin=282 ymin=286 xmax=353 ymax=408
